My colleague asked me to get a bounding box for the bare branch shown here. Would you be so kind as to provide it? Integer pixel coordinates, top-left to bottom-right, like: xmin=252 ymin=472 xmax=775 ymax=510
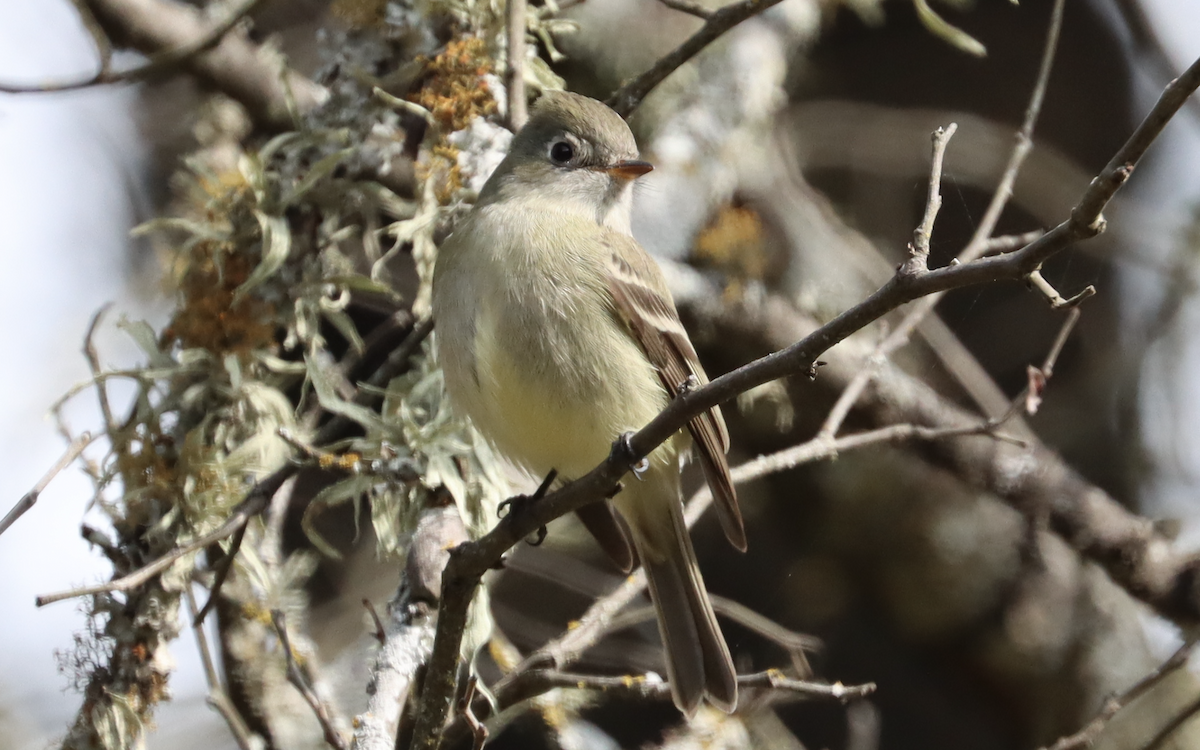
xmin=35 ymin=468 xmax=288 ymax=607
xmin=1143 ymin=695 xmax=1200 ymax=750
xmin=0 ymin=431 xmax=95 ymax=538
xmin=904 ymin=123 xmax=958 ymax=275
xmin=1039 ymin=641 xmax=1195 ymax=750
xmin=962 ymin=0 xmax=1066 ymax=257
xmin=6 ymin=0 xmax=328 ymax=132
xmin=505 ymin=0 xmax=527 ymax=130
xmin=186 ymin=588 xmax=261 ymax=750
xmin=456 ymin=676 xmax=488 ymax=750
xmin=506 ymin=669 xmax=875 ymax=706
xmin=980 ymin=230 xmax=1045 ymax=255
xmin=352 ymin=504 xmax=467 ymax=750
xmin=68 ymin=0 xmax=114 ymax=73
xmin=606 ymin=0 xmax=788 ymax=117
xmin=822 ymin=0 xmax=1066 ymax=442
xmin=606 ymin=595 xmax=821 ymax=676
xmin=272 ymin=610 xmax=350 ymax=750
xmin=1027 ymin=269 xmax=1097 ymax=309
xmin=0 ymin=0 xmax=265 ymax=93
xmin=656 ymin=0 xmax=713 ymax=20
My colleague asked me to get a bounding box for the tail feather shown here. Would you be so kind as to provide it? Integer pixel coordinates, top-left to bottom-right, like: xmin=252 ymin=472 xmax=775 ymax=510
xmin=624 ymin=473 xmax=737 ymax=715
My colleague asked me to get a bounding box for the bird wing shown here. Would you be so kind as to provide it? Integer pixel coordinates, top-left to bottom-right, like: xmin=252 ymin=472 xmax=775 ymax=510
xmin=603 ymin=234 xmax=746 ymax=552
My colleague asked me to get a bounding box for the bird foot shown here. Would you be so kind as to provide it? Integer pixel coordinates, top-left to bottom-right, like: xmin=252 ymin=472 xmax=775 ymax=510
xmin=497 ymin=468 xmax=557 ymax=546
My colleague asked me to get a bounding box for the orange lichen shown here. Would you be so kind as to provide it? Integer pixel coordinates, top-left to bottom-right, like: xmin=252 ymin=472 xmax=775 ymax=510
xmin=114 ymin=429 xmax=179 ymax=527
xmin=165 ymin=241 xmax=278 ymax=356
xmin=431 ymin=143 xmax=467 ymax=203
xmin=410 ymin=37 xmax=497 ymax=134
xmin=692 ymin=203 xmax=770 ymax=285
xmin=319 ymin=451 xmax=363 ymax=471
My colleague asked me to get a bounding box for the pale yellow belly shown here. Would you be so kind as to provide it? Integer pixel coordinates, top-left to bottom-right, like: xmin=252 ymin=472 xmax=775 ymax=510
xmin=465 ymin=295 xmax=677 ymax=481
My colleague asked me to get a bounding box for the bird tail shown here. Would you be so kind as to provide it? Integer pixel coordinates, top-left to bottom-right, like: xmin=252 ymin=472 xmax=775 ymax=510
xmin=622 ymin=470 xmax=737 ymax=716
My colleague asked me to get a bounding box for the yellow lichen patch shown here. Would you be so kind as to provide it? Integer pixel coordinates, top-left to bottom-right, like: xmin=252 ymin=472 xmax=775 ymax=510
xmin=165 ymin=240 xmax=278 ymax=356
xmin=540 ymin=702 xmax=569 ymax=731
xmin=410 ymin=37 xmax=497 ymax=134
xmin=431 ymin=143 xmax=466 ymax=203
xmin=194 ymin=167 xmax=251 ymax=213
xmin=331 ymin=0 xmax=388 ymax=28
xmin=691 ymin=202 xmax=772 ymax=300
xmin=242 ymin=601 xmax=275 ymax=627
xmin=319 ymin=451 xmax=362 ymax=471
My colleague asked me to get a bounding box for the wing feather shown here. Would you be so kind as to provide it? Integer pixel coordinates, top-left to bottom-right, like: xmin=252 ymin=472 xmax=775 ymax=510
xmin=605 ymin=237 xmax=746 ymax=551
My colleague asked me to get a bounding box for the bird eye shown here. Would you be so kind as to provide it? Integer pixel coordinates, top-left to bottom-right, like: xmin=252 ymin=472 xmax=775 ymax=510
xmin=549 ymin=141 xmax=575 ymax=164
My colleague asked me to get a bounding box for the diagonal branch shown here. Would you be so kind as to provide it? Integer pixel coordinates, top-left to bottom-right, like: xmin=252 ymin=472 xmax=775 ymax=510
xmin=406 ymin=52 xmax=1200 ymax=750
xmin=0 ymin=0 xmax=264 ymax=93
xmin=0 ymin=431 xmax=96 ymax=538
xmin=606 ymin=0 xmax=789 ymax=117
xmin=1 ymin=0 xmax=327 ymax=132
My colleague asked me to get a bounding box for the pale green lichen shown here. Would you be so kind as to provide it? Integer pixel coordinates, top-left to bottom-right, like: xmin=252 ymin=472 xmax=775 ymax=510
xmin=54 ymin=7 xmax=520 ymax=748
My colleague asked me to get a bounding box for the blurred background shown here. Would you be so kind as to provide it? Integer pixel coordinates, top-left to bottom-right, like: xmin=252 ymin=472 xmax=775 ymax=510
xmin=3 ymin=0 xmax=1200 ymax=748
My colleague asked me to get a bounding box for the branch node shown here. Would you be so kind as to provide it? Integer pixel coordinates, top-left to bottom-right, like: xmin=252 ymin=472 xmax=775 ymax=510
xmin=1026 ymin=270 xmax=1097 ymax=310
xmin=457 ymin=675 xmax=489 ymax=750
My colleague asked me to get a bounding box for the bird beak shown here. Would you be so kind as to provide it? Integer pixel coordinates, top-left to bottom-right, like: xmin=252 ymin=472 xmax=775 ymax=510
xmin=605 ymin=160 xmax=654 ymax=180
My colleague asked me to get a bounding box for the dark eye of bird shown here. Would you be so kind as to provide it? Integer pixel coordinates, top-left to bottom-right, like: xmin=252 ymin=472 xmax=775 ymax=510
xmin=550 ymin=141 xmax=575 ymax=164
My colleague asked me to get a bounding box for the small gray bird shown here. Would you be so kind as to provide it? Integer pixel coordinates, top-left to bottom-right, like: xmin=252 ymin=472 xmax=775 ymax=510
xmin=432 ymin=91 xmax=744 ymax=715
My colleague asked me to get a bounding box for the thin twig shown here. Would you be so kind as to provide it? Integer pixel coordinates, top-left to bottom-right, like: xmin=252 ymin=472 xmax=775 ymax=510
xmin=83 ymin=306 xmax=118 ymax=443
xmin=606 ymin=596 xmax=821 ymax=676
xmin=1039 ymin=641 xmax=1195 ymax=750
xmin=656 ymin=0 xmax=713 ymax=19
xmin=981 ymin=230 xmax=1045 ymax=256
xmin=0 ymin=431 xmax=95 ymax=538
xmin=904 ymin=123 xmax=958 ymax=274
xmin=505 ymin=0 xmax=527 ymax=130
xmin=1143 ymin=695 xmax=1200 ymax=750
xmin=962 ymin=0 xmax=1067 ymax=258
xmin=407 ymin=55 xmax=1200 ymax=750
xmin=826 ymin=0 xmax=1067 ymax=434
xmin=817 ymin=123 xmax=958 ymax=445
xmin=1027 ymin=269 xmax=1097 ymax=309
xmin=35 ymin=468 xmax=287 ymax=607
xmin=606 ymin=0 xmax=788 ymax=117
xmin=272 ymin=610 xmax=349 ymax=750
xmin=193 ymin=520 xmax=250 ymax=625
xmin=37 ymin=0 xmax=324 ymax=132
xmin=186 ymin=588 xmax=260 ymax=750
xmin=457 ymin=676 xmax=488 ymax=750
xmin=605 ymin=596 xmax=820 ymax=655
xmin=508 ymin=669 xmax=875 ymax=706
xmin=0 ymin=0 xmax=264 ymax=93
xmin=364 ymin=599 xmax=387 ymax=646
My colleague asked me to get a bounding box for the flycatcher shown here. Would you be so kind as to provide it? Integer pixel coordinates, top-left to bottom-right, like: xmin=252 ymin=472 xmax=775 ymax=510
xmin=432 ymin=91 xmax=745 ymax=715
